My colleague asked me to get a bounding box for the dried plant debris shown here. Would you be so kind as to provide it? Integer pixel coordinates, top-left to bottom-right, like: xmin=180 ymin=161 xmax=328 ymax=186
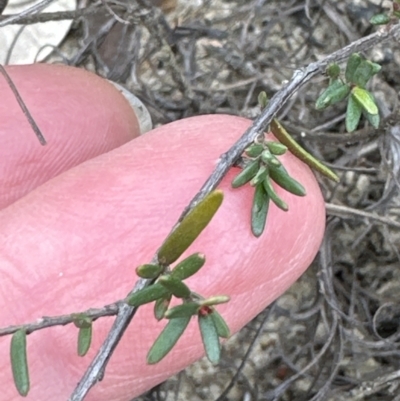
xmin=3 ymin=0 xmax=400 ymax=400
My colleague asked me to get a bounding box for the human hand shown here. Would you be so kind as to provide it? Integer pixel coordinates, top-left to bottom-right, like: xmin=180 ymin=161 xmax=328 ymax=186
xmin=0 ymin=64 xmax=325 ymax=400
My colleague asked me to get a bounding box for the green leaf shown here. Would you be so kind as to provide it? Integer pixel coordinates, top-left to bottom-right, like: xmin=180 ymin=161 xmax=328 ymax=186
xmin=210 ymin=310 xmax=230 ymax=338
xmin=158 ymin=190 xmax=224 ymax=265
xmin=258 ymin=91 xmax=268 ymax=108
xmin=370 ymin=13 xmax=391 ymax=25
xmin=154 ymin=294 xmax=172 ymax=321
xmin=136 ymin=264 xmax=163 ymax=279
xmin=251 ymin=183 xmax=270 ymax=237
xmin=231 ymin=159 xmax=259 ymax=188
xmin=147 ymin=317 xmax=191 ymax=364
xmin=260 ymin=150 xmax=281 ymax=168
xmin=10 ymin=329 xmax=30 ymax=397
xmin=364 ymin=110 xmax=380 ymax=129
xmin=159 ymin=276 xmax=191 ymax=298
xmin=245 ymin=143 xmax=264 ymax=158
xmin=315 ymin=80 xmax=349 ymax=109
xmin=199 ymin=313 xmax=221 ymax=364
xmin=125 ymin=283 xmax=170 ymax=307
xmin=77 ymin=324 xmax=92 ymax=357
xmin=200 ymin=295 xmax=230 ymax=307
xmin=345 ymin=53 xmax=363 ymax=84
xmin=346 ymin=94 xmax=363 ymax=132
xmin=270 ymin=119 xmax=339 ymax=183
xmin=250 ymin=165 xmax=268 ymax=186
xmin=266 ymin=142 xmax=287 ymax=156
xmin=165 ymin=302 xmax=200 ymax=319
xmin=326 ymin=63 xmax=341 ymax=80
xmin=170 ymin=252 xmax=206 ymax=281
xmin=352 ymin=87 xmax=378 ymax=115
xmin=263 ymin=175 xmax=289 ymax=211
xmin=268 ymin=164 xmax=306 ymax=196
xmin=352 ymin=60 xmax=375 ymax=88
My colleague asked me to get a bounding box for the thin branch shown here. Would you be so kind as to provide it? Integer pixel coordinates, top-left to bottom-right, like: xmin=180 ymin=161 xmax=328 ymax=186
xmin=68 ymin=23 xmax=400 ymax=401
xmin=0 ymin=65 xmax=47 ymax=145
xmin=0 ymin=4 xmax=120 ymax=26
xmin=325 ymin=203 xmax=400 ymax=229
xmin=0 ymin=0 xmax=57 ymax=27
xmin=0 ymin=303 xmax=119 ymax=336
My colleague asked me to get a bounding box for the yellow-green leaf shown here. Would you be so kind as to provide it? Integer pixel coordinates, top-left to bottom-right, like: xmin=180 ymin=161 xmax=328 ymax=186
xmin=158 ymin=190 xmax=224 ymax=265
xmin=270 ymin=119 xmax=339 ymax=182
xmin=352 ymin=87 xmax=378 ymax=115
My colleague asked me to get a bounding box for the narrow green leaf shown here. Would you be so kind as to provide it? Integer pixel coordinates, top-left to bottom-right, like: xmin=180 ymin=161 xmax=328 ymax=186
xmin=77 ymin=324 xmax=92 ymax=357
xmin=250 ymin=165 xmax=268 ymax=186
xmin=370 ymin=61 xmax=382 ymax=75
xmin=231 ymin=159 xmax=259 ymax=188
xmin=210 ymin=310 xmax=230 ymax=338
xmin=370 ymin=13 xmax=391 ymax=25
xmin=315 ymin=79 xmax=349 ymax=109
xmin=10 ymin=329 xmax=30 ymax=397
xmin=270 ymin=119 xmax=339 ymax=182
xmin=352 ymin=87 xmax=378 ymax=115
xmin=158 ymin=190 xmax=224 ymax=265
xmin=171 ymin=252 xmax=206 ymax=281
xmin=125 ymin=283 xmax=170 ymax=307
xmin=245 ymin=143 xmax=264 ymax=158
xmin=352 ymin=60 xmax=375 ymax=88
xmin=199 ymin=313 xmax=221 ymax=364
xmin=263 ymin=175 xmax=289 ymax=211
xmin=200 ymin=295 xmax=230 ymax=307
xmin=251 ymin=184 xmax=270 ymax=237
xmin=260 ymin=150 xmax=281 ymax=167
xmin=136 ymin=264 xmax=163 ymax=279
xmin=268 ymin=164 xmax=306 ymax=196
xmin=165 ymin=302 xmax=200 ymax=319
xmin=346 ymin=94 xmax=363 ymax=132
xmin=147 ymin=317 xmax=191 ymax=364
xmin=315 ymin=80 xmax=350 ymax=109
xmin=258 ymin=91 xmax=268 ymax=108
xmin=154 ymin=294 xmax=172 ymax=321
xmin=159 ymin=276 xmax=191 ymax=298
xmin=345 ymin=53 xmax=363 ymax=84
xmin=364 ymin=110 xmax=380 ymax=129
xmin=266 ymin=141 xmax=287 ymax=156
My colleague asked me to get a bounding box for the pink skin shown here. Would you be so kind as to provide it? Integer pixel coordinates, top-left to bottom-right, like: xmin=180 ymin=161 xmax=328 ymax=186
xmin=0 ymin=65 xmax=326 ymax=401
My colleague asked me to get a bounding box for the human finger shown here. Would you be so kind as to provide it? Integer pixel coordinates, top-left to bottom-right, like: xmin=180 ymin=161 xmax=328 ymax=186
xmin=0 ymin=114 xmax=325 ymax=400
xmin=0 ymin=64 xmax=140 ymax=209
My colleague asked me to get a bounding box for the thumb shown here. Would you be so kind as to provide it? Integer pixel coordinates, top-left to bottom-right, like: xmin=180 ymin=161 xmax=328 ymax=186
xmin=0 ymin=67 xmax=325 ymax=401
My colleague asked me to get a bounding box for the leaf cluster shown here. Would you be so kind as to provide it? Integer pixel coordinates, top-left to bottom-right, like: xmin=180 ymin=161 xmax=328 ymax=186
xmin=316 ymin=53 xmax=381 ymax=132
xmin=125 ymin=190 xmax=230 ymax=365
xmin=232 ymin=139 xmax=306 ymax=237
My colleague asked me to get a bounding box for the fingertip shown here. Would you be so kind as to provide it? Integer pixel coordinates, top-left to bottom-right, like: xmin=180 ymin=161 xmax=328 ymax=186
xmin=0 ymin=64 xmax=140 ymax=208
